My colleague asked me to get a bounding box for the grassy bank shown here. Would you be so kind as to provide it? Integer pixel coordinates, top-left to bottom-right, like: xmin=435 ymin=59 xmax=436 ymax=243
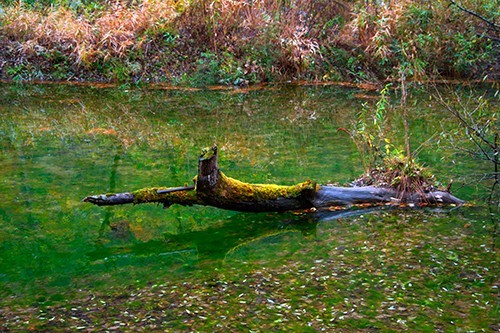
xmin=0 ymin=0 xmax=498 ymax=85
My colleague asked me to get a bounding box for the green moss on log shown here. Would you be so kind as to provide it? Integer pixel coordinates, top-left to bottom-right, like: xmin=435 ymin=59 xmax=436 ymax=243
xmin=132 ymin=187 xmax=199 ymax=206
xmin=214 ymin=172 xmax=317 ymax=202
xmin=128 ymin=173 xmax=317 ymax=212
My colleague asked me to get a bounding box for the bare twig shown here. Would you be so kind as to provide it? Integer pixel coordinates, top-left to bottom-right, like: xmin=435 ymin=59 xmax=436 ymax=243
xmin=450 ymin=0 xmax=500 ymax=32
xmin=157 ymin=186 xmax=195 ymax=194
xmin=400 ymin=70 xmax=412 ymax=160
xmin=435 ymin=89 xmax=497 ymax=153
xmin=434 ymin=86 xmax=499 ymax=204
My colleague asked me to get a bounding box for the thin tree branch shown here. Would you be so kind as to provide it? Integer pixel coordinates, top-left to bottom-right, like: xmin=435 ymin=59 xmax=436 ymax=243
xmin=450 ymin=0 xmax=500 ymax=32
xmin=436 ymin=89 xmax=497 ymax=152
xmin=477 ymin=33 xmax=500 ymax=43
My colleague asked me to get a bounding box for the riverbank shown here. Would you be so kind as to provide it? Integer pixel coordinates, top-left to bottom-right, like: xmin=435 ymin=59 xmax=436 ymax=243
xmin=0 ymin=0 xmax=498 ymax=85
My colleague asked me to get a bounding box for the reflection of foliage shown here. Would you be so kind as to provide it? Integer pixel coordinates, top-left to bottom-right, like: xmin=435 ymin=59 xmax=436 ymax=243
xmin=341 ymin=84 xmax=395 ymax=173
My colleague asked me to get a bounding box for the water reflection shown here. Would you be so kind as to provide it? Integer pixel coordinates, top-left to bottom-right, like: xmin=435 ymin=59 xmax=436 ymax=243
xmin=87 ymin=204 xmax=480 ymax=273
xmin=89 ymin=211 xmax=315 ymax=263
xmin=0 ymin=82 xmax=497 ymax=308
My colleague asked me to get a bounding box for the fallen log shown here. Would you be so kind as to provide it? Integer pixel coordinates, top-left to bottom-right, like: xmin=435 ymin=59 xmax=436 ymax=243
xmin=83 ymin=146 xmax=465 ymax=211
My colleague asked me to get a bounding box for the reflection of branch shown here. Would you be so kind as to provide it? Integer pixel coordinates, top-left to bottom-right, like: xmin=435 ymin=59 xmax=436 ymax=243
xmin=450 ymin=0 xmax=500 ymax=32
xmin=99 ymin=147 xmax=122 ymax=237
xmin=492 ymin=133 xmax=498 ymax=199
xmin=478 ymin=34 xmax=500 ymax=43
xmin=224 ymin=231 xmax=301 ymax=262
xmin=466 ymin=172 xmax=500 ymax=181
xmin=313 ymin=206 xmax=384 ymax=222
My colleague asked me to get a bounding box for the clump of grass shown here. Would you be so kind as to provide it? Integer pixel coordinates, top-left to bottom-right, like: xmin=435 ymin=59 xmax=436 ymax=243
xmin=352 ymin=155 xmax=438 ymax=196
xmin=175 ymin=0 xmax=348 ymax=82
xmin=0 ymin=0 xmax=349 ymax=82
xmin=344 ymin=82 xmax=441 ymax=198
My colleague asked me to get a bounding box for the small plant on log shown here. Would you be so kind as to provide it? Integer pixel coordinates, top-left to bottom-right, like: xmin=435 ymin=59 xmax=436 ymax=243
xmin=352 ymin=155 xmax=437 ymax=198
xmin=339 ymin=84 xmax=393 ymax=173
xmin=342 ymin=80 xmax=440 ymax=199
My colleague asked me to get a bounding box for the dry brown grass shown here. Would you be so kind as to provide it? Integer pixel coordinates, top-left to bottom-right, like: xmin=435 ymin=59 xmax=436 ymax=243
xmin=352 ymin=156 xmax=438 ymax=200
xmin=339 ymin=0 xmax=498 ymax=79
xmin=0 ymin=0 xmax=496 ymax=82
xmin=176 ymin=0 xmax=348 ymax=76
xmin=1 ymin=1 xmax=177 ymax=66
xmin=95 ymin=1 xmax=176 ymax=58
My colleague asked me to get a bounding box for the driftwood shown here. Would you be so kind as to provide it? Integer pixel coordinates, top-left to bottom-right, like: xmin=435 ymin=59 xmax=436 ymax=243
xmin=83 ymin=146 xmax=464 ymax=211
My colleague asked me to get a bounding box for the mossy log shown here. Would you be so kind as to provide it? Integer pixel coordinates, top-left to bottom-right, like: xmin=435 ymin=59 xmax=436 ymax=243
xmin=83 ymin=146 xmax=465 ymax=211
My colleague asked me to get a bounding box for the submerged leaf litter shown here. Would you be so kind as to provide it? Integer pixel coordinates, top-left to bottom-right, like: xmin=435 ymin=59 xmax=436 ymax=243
xmin=1 ymin=209 xmax=497 ymax=332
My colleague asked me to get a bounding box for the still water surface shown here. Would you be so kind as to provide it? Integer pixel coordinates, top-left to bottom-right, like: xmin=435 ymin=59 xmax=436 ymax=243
xmin=0 ymin=83 xmax=497 ymax=329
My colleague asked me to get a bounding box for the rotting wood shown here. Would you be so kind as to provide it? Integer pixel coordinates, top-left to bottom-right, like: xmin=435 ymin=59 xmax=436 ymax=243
xmin=83 ymin=146 xmax=465 ymax=211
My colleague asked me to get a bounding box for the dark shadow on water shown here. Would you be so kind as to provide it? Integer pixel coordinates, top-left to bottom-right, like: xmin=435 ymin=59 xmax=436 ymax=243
xmin=86 ymin=205 xmax=459 ymax=265
xmin=88 ymin=210 xmax=315 ymax=263
xmin=84 ymin=191 xmax=484 ymax=293
xmin=314 ymin=204 xmax=466 ymax=223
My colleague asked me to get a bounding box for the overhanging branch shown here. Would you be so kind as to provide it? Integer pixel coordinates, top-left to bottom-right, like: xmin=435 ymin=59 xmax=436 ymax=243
xmin=450 ymin=0 xmax=500 ymax=36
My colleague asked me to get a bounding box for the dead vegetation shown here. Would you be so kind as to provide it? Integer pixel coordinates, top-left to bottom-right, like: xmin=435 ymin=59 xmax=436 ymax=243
xmin=1 ymin=1 xmax=176 ymax=67
xmin=351 ymin=156 xmax=440 ymax=200
xmin=0 ymin=0 xmax=497 ymax=83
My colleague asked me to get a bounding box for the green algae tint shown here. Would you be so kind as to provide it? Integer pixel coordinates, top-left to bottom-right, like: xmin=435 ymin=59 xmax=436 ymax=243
xmin=0 ymin=83 xmax=497 ymax=332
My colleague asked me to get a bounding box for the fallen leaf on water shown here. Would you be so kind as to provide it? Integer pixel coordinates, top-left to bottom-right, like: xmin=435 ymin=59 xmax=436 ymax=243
xmin=86 ymin=128 xmax=117 ymax=136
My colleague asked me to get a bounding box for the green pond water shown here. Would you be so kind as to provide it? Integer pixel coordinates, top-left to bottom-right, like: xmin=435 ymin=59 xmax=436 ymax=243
xmin=0 ymin=83 xmax=497 ymax=330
